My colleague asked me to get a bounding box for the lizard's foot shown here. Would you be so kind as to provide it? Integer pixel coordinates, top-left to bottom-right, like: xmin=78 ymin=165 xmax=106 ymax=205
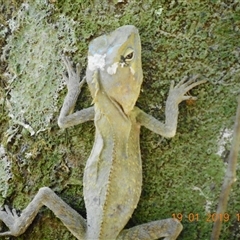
xmin=62 ymin=55 xmax=86 ymax=90
xmin=118 ymin=218 xmax=182 ymax=240
xmin=168 ymin=75 xmax=207 ymax=104
xmin=0 ymin=205 xmax=22 ymax=236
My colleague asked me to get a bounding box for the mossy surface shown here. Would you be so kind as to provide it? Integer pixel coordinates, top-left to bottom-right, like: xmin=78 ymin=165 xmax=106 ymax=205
xmin=0 ymin=0 xmax=239 ymax=239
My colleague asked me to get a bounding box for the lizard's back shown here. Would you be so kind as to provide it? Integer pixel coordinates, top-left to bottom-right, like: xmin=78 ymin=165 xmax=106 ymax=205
xmin=83 ymin=99 xmax=142 ymax=239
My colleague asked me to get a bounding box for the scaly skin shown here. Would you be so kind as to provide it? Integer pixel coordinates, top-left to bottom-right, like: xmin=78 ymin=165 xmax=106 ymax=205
xmin=0 ymin=25 xmax=206 ymax=239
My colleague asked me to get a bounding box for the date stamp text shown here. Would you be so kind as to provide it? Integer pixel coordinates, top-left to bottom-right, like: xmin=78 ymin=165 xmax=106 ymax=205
xmin=172 ymin=213 xmax=240 ymax=222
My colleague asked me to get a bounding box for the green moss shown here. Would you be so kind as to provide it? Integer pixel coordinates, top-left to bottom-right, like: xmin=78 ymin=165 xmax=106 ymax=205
xmin=0 ymin=0 xmax=239 ymax=239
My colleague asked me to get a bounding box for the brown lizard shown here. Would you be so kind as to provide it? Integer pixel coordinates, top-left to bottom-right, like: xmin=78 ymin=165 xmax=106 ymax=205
xmin=0 ymin=25 xmax=206 ymax=239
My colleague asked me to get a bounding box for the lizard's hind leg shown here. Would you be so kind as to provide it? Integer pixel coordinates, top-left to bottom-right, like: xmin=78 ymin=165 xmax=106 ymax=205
xmin=0 ymin=187 xmax=86 ymax=239
xmin=117 ymin=218 xmax=182 ymax=240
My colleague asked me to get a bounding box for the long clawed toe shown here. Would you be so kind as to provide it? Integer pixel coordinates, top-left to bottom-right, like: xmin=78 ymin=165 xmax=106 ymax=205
xmin=174 ymin=75 xmax=207 ymax=90
xmin=175 ymin=75 xmax=190 ymax=88
xmin=182 ymin=74 xmax=200 ymax=86
xmin=185 ymin=79 xmax=207 ymax=92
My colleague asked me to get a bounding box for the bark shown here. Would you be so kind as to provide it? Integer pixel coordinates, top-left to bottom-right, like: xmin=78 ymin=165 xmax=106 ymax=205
xmin=211 ymin=96 xmax=240 ymax=240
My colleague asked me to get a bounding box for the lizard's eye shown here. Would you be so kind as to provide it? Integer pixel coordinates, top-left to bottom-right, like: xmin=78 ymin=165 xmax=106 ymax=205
xmin=124 ymin=49 xmax=134 ymax=62
xmin=125 ymin=52 xmax=134 ymax=61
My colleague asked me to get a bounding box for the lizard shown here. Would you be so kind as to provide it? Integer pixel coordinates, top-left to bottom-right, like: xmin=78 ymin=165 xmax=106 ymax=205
xmin=0 ymin=25 xmax=206 ymax=240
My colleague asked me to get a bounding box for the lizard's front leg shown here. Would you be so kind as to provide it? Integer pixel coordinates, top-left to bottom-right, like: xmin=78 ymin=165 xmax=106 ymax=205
xmin=58 ymin=56 xmax=94 ymax=128
xmin=136 ymin=75 xmax=207 ymax=138
xmin=118 ymin=218 xmax=182 ymax=240
xmin=0 ymin=187 xmax=86 ymax=239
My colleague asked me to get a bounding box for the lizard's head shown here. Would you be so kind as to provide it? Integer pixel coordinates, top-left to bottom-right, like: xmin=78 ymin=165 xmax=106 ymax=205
xmin=86 ymin=25 xmax=143 ymax=115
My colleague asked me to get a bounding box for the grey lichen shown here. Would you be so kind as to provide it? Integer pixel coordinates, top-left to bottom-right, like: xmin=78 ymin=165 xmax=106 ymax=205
xmin=3 ymin=1 xmax=78 ymax=134
xmin=0 ymin=145 xmax=12 ymax=203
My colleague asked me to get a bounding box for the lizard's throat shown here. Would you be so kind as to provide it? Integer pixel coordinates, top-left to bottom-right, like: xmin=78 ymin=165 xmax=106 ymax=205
xmin=94 ymin=90 xmax=131 ymax=122
xmin=110 ymin=97 xmax=129 ymax=116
